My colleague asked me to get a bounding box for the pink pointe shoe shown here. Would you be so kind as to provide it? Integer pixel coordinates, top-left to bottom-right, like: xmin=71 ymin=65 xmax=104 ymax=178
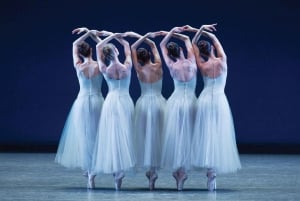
xmin=146 ymin=171 xmax=158 ymax=190
xmin=207 ymin=171 xmax=216 ymax=191
xmin=173 ymin=171 xmax=188 ymax=191
xmin=113 ymin=172 xmax=125 ymax=190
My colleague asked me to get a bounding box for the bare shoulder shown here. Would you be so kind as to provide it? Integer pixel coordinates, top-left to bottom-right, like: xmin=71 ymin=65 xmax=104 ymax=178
xmin=215 ymin=57 xmax=227 ymax=70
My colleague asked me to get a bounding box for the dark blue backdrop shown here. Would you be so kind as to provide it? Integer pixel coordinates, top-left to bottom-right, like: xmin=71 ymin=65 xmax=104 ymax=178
xmin=1 ymin=0 xmax=300 ymax=152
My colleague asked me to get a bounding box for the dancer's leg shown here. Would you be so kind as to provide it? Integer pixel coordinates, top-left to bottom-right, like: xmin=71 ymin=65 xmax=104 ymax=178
xmin=146 ymin=167 xmax=158 ymax=190
xmin=87 ymin=171 xmax=96 ymax=189
xmin=207 ymin=168 xmax=216 ymax=191
xmin=172 ymin=167 xmax=187 ymax=191
xmin=113 ymin=171 xmax=125 ymax=190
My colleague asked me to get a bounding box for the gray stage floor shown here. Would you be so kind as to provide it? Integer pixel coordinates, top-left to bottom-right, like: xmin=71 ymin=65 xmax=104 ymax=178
xmin=0 ymin=153 xmax=299 ymax=201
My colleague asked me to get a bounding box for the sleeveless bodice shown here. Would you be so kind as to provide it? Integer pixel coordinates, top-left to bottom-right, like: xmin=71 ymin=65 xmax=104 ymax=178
xmin=103 ymin=73 xmax=131 ymax=94
xmin=202 ymin=72 xmax=227 ymax=95
xmin=172 ymin=76 xmax=196 ymax=96
xmin=139 ymin=79 xmax=162 ymax=97
xmin=76 ymin=70 xmax=103 ymax=97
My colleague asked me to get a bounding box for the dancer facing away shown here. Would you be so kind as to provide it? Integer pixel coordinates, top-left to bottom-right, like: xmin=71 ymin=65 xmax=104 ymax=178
xmin=126 ymin=31 xmax=165 ymax=190
xmin=185 ymin=24 xmax=241 ymax=191
xmin=91 ymin=31 xmax=136 ymax=190
xmin=55 ymin=27 xmax=104 ymax=189
xmin=159 ymin=26 xmax=197 ymax=190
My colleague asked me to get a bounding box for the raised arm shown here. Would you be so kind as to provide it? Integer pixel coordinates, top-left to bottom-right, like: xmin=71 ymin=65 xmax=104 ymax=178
xmin=182 ymin=25 xmax=199 ymax=33
xmin=117 ymin=34 xmax=133 ymax=69
xmin=72 ymin=27 xmax=93 ymax=67
xmin=128 ymin=32 xmax=143 ymax=69
xmin=131 ymin=32 xmax=161 ymax=67
xmin=188 ymin=24 xmax=217 ymax=66
xmin=124 ymin=31 xmax=142 ymax=38
xmin=160 ymin=28 xmax=180 ymax=67
xmin=191 ymin=24 xmax=217 ymax=45
xmin=145 ymin=32 xmax=162 ymax=65
xmin=202 ymin=31 xmax=227 ymax=62
xmin=170 ymin=31 xmax=195 ymax=61
xmin=125 ymin=31 xmax=156 ymax=47
xmin=97 ymin=32 xmax=132 ymax=67
xmin=94 ymin=31 xmax=116 ymax=71
xmin=89 ymin=32 xmax=102 ymax=44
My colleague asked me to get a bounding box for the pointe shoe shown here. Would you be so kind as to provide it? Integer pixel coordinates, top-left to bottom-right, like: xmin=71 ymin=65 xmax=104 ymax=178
xmin=172 ymin=172 xmax=179 ymax=189
xmin=87 ymin=175 xmax=96 ymax=189
xmin=149 ymin=173 xmax=158 ymax=190
xmin=173 ymin=171 xmax=187 ymax=191
xmin=146 ymin=171 xmax=158 ymax=190
xmin=114 ymin=172 xmax=125 ymax=190
xmin=207 ymin=173 xmax=216 ymax=191
xmin=177 ymin=174 xmax=187 ymax=191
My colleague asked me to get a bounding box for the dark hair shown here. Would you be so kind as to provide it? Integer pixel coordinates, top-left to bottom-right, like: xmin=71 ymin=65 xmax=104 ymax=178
xmin=166 ymin=42 xmax=180 ymax=59
xmin=137 ymin=48 xmax=151 ymax=65
xmin=197 ymin=40 xmax=211 ymax=58
xmin=102 ymin=43 xmax=115 ymax=64
xmin=77 ymin=41 xmax=91 ymax=57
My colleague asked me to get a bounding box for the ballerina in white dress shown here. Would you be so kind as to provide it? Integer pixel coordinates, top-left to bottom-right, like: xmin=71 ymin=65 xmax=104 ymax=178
xmin=126 ymin=31 xmax=166 ymax=190
xmin=159 ymin=26 xmax=198 ymax=191
xmin=91 ymin=31 xmax=136 ymax=190
xmin=55 ymin=27 xmax=104 ymax=189
xmin=186 ymin=24 xmax=241 ymax=191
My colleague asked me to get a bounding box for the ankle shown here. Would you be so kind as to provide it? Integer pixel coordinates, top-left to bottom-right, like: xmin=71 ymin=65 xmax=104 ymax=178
xmin=207 ymin=168 xmax=216 ymax=178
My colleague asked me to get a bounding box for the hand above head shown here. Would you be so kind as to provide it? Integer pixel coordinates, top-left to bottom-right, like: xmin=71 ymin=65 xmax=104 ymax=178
xmin=171 ymin=26 xmax=185 ymax=33
xmin=182 ymin=25 xmax=198 ymax=32
xmin=123 ymin=31 xmax=140 ymax=38
xmin=200 ymin=23 xmax=217 ymax=32
xmin=93 ymin=30 xmax=113 ymax=37
xmin=144 ymin=32 xmax=156 ymax=38
xmin=89 ymin=30 xmax=99 ymax=36
xmin=72 ymin=27 xmax=89 ymax=35
xmin=182 ymin=24 xmax=192 ymax=29
xmin=114 ymin=32 xmax=125 ymax=38
xmin=202 ymin=30 xmax=216 ymax=37
xmin=150 ymin=31 xmax=168 ymax=37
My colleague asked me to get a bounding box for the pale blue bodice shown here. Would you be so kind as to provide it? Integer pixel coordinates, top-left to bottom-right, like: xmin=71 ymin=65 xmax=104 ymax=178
xmin=202 ymin=72 xmax=227 ymax=95
xmin=139 ymin=79 xmax=163 ymax=97
xmin=103 ymin=73 xmax=131 ymax=94
xmin=172 ymin=76 xmax=196 ymax=96
xmin=77 ymin=70 xmax=103 ymax=97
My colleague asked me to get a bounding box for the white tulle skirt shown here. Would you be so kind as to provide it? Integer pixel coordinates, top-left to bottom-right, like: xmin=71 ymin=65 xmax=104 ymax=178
xmin=192 ymin=91 xmax=241 ymax=174
xmin=92 ymin=91 xmax=136 ymax=174
xmin=161 ymin=91 xmax=197 ymax=171
xmin=55 ymin=93 xmax=103 ymax=171
xmin=134 ymin=93 xmax=166 ymax=169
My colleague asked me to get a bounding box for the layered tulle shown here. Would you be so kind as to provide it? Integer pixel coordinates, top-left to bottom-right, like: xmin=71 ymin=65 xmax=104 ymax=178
xmin=161 ymin=77 xmax=197 ymax=171
xmin=192 ymin=73 xmax=241 ymax=174
xmin=134 ymin=80 xmax=166 ymax=169
xmin=55 ymin=72 xmax=103 ymax=171
xmin=92 ymin=74 xmax=136 ymax=174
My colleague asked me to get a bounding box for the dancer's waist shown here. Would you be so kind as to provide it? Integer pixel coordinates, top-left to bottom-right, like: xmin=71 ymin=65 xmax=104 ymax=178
xmin=77 ymin=91 xmax=102 ymax=98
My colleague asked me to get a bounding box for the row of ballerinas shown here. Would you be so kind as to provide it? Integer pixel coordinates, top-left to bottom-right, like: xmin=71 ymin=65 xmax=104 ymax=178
xmin=55 ymin=24 xmax=241 ymax=192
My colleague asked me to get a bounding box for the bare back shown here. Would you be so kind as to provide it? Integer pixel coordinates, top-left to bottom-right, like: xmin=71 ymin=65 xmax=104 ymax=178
xmin=76 ymin=60 xmax=100 ymax=79
xmin=169 ymin=59 xmax=197 ymax=82
xmin=199 ymin=57 xmax=227 ymax=78
xmin=104 ymin=62 xmax=131 ymax=80
xmin=136 ymin=63 xmax=163 ymax=83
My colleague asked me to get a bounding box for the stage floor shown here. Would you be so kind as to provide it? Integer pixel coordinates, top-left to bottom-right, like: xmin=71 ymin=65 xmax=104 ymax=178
xmin=0 ymin=153 xmax=299 ymax=201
